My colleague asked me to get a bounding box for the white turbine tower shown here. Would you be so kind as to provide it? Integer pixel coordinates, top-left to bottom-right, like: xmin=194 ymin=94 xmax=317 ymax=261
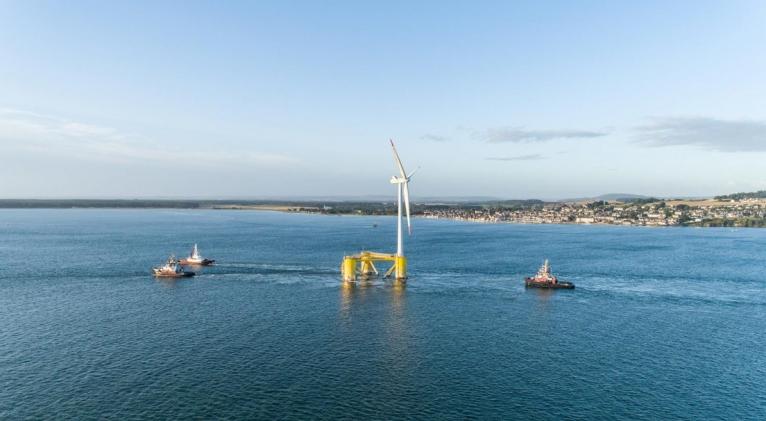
xmin=389 ymin=139 xmax=417 ymax=257
xmin=340 ymin=140 xmax=418 ymax=282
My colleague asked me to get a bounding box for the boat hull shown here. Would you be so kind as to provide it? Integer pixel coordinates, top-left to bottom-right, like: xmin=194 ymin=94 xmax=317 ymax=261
xmin=153 ymin=271 xmax=195 ymax=278
xmin=524 ymin=278 xmax=575 ymax=289
xmin=179 ymin=259 xmax=215 ymax=266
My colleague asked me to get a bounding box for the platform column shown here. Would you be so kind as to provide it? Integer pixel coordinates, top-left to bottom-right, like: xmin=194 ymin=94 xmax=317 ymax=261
xmin=341 ymin=256 xmax=358 ymax=282
xmin=395 ymin=255 xmax=407 ymax=280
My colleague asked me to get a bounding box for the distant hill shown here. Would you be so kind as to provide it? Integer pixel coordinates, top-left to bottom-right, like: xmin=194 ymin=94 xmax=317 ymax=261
xmin=560 ymin=193 xmax=650 ymax=202
xmin=714 ymin=190 xmax=766 ymax=201
xmin=595 ymin=193 xmax=650 ymax=201
xmin=229 ymin=195 xmax=507 ymax=203
xmin=417 ymin=196 xmax=506 ymax=204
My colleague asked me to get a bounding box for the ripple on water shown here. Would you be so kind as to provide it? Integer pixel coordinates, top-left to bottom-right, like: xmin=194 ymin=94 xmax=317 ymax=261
xmin=0 ymin=210 xmax=765 ymax=419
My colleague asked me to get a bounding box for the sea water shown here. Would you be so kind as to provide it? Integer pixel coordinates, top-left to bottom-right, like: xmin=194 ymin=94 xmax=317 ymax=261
xmin=0 ymin=209 xmax=764 ymax=419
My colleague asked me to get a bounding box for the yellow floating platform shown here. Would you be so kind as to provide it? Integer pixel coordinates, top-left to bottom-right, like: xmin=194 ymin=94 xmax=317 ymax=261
xmin=341 ymin=251 xmax=407 ymax=282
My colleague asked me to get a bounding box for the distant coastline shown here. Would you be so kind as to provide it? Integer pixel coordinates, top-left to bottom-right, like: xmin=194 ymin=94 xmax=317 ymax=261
xmin=0 ymin=199 xmax=317 ymax=211
xmin=3 ymin=196 xmax=766 ymax=228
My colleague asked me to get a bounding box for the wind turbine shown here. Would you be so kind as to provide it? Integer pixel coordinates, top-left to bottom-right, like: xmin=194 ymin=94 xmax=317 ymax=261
xmin=340 ymin=140 xmax=418 ymax=282
xmin=389 ymin=139 xmax=417 ymax=257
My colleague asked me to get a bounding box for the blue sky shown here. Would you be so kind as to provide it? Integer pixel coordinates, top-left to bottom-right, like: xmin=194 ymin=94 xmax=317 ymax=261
xmin=1 ymin=1 xmax=765 ymax=199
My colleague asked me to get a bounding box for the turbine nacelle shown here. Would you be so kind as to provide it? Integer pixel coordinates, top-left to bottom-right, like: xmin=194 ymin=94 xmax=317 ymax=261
xmin=390 ymin=176 xmax=408 ymax=184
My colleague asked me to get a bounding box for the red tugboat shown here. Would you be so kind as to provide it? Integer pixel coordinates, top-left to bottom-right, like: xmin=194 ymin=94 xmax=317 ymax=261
xmin=179 ymin=244 xmax=215 ymax=266
xmin=525 ymin=259 xmax=574 ymax=289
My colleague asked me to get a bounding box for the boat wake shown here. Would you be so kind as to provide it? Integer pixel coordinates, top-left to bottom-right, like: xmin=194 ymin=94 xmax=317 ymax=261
xmin=209 ymin=262 xmax=339 ymax=276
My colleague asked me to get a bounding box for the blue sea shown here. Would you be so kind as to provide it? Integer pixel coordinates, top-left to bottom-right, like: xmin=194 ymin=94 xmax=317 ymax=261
xmin=1 ymin=209 xmax=764 ymax=419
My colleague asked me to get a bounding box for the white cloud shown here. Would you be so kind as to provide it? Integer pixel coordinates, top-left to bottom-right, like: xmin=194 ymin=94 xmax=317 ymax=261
xmin=486 ymin=154 xmax=545 ymax=161
xmin=0 ymin=108 xmax=298 ymax=166
xmin=480 ymin=127 xmax=607 ymax=143
xmin=420 ymin=133 xmax=449 ymax=142
xmin=635 ymin=117 xmax=766 ymax=152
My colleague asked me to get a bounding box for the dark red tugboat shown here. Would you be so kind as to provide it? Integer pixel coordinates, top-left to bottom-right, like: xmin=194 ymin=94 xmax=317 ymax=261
xmin=178 ymin=244 xmax=215 ymax=266
xmin=525 ymin=259 xmax=574 ymax=289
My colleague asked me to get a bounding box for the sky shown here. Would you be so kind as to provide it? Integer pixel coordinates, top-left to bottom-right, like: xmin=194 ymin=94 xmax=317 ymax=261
xmin=1 ymin=0 xmax=765 ymax=199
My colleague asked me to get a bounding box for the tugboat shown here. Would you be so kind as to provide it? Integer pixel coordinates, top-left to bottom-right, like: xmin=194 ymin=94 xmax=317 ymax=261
xmin=525 ymin=259 xmax=574 ymax=289
xmin=179 ymin=244 xmax=215 ymax=266
xmin=152 ymin=255 xmax=195 ymax=278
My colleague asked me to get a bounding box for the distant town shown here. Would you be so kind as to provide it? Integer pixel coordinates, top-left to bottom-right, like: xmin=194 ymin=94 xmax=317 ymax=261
xmin=291 ymin=191 xmax=766 ymax=228
xmin=419 ymin=197 xmax=766 ymax=227
xmin=4 ymin=190 xmax=766 ymax=228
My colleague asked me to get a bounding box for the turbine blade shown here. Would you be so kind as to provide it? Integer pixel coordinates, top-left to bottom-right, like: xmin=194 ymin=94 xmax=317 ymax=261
xmin=390 ymin=139 xmax=407 ymax=178
xmin=403 ymin=182 xmax=412 ymax=235
xmin=406 ymin=166 xmax=420 ymax=179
